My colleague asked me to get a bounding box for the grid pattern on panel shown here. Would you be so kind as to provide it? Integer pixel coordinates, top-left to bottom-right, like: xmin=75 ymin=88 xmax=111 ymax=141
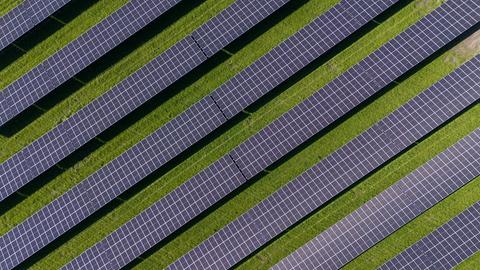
xmin=63 ymin=155 xmax=247 ymax=270
xmin=166 ymin=56 xmax=480 ymax=270
xmin=229 ymin=0 xmax=480 ymax=179
xmin=192 ymin=0 xmax=290 ymax=57
xmin=0 ymin=36 xmax=206 ymax=203
xmin=273 ymin=130 xmax=480 ymax=270
xmin=380 ymin=202 xmax=480 ymax=270
xmin=0 ymin=0 xmax=72 ymax=51
xmin=0 ymin=0 xmax=182 ymax=126
xmin=211 ymin=0 xmax=401 ymax=119
xmin=0 ymin=97 xmax=227 ymax=270
xmin=0 ymin=181 xmax=94 ymax=270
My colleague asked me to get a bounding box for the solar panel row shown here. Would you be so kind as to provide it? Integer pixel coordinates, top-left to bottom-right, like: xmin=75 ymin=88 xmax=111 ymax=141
xmin=62 ymin=1 xmax=479 ymax=268
xmin=0 ymin=0 xmax=183 ymax=126
xmin=166 ymin=56 xmax=480 ymax=270
xmin=192 ymin=0 xmax=290 ymax=57
xmin=0 ymin=3 xmax=33 ymax=51
xmin=0 ymin=0 xmax=71 ymax=51
xmin=380 ymin=201 xmax=480 ymax=270
xmin=273 ymin=129 xmax=480 ymax=270
xmin=0 ymin=0 xmax=291 ymax=203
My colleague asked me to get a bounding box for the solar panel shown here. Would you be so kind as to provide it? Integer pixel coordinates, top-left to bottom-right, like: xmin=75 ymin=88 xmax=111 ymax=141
xmin=0 ymin=0 xmax=182 ymax=126
xmin=380 ymin=201 xmax=480 ymax=270
xmin=62 ymin=1 xmax=479 ymax=268
xmin=62 ymin=155 xmax=246 ymax=270
xmin=273 ymin=129 xmax=480 ymax=270
xmin=229 ymin=0 xmax=480 ymax=179
xmin=0 ymin=0 xmax=290 ymax=203
xmin=211 ymin=0 xmax=400 ymax=118
xmin=166 ymin=56 xmax=480 ymax=270
xmin=0 ymin=0 xmax=72 ymax=51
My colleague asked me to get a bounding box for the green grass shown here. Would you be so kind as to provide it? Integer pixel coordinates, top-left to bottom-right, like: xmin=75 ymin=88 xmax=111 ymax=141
xmin=0 ymin=0 xmax=21 ymax=16
xmin=0 ymin=0 xmax=478 ymax=269
xmin=456 ymin=251 xmax=480 ymax=269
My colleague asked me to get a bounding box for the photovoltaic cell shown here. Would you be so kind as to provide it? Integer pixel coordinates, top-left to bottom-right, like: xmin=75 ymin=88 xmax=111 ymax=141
xmin=64 ymin=1 xmax=478 ymax=268
xmin=0 ymin=0 xmax=290 ymax=203
xmin=0 ymin=0 xmax=182 ymax=126
xmin=380 ymin=201 xmax=480 ymax=270
xmin=62 ymin=155 xmax=246 ymax=270
xmin=273 ymin=130 xmax=480 ymax=270
xmin=229 ymin=0 xmax=480 ymax=179
xmin=211 ymin=0 xmax=400 ymax=119
xmin=0 ymin=97 xmax=227 ymax=269
xmin=166 ymin=56 xmax=480 ymax=270
xmin=0 ymin=0 xmax=71 ymax=51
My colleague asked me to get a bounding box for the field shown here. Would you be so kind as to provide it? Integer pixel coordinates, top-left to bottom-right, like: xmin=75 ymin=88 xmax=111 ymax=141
xmin=0 ymin=0 xmax=479 ymax=269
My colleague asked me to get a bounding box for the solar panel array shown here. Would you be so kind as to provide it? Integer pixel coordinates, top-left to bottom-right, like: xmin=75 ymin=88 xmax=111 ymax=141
xmin=273 ymin=129 xmax=480 ymax=270
xmin=0 ymin=0 xmax=183 ymax=126
xmin=0 ymin=0 xmax=71 ymax=51
xmin=62 ymin=1 xmax=479 ymax=268
xmin=166 ymin=56 xmax=480 ymax=270
xmin=0 ymin=0 xmax=291 ymax=203
xmin=380 ymin=201 xmax=480 ymax=270
xmin=229 ymin=0 xmax=480 ymax=179
xmin=0 ymin=1 xmax=397 ymax=268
